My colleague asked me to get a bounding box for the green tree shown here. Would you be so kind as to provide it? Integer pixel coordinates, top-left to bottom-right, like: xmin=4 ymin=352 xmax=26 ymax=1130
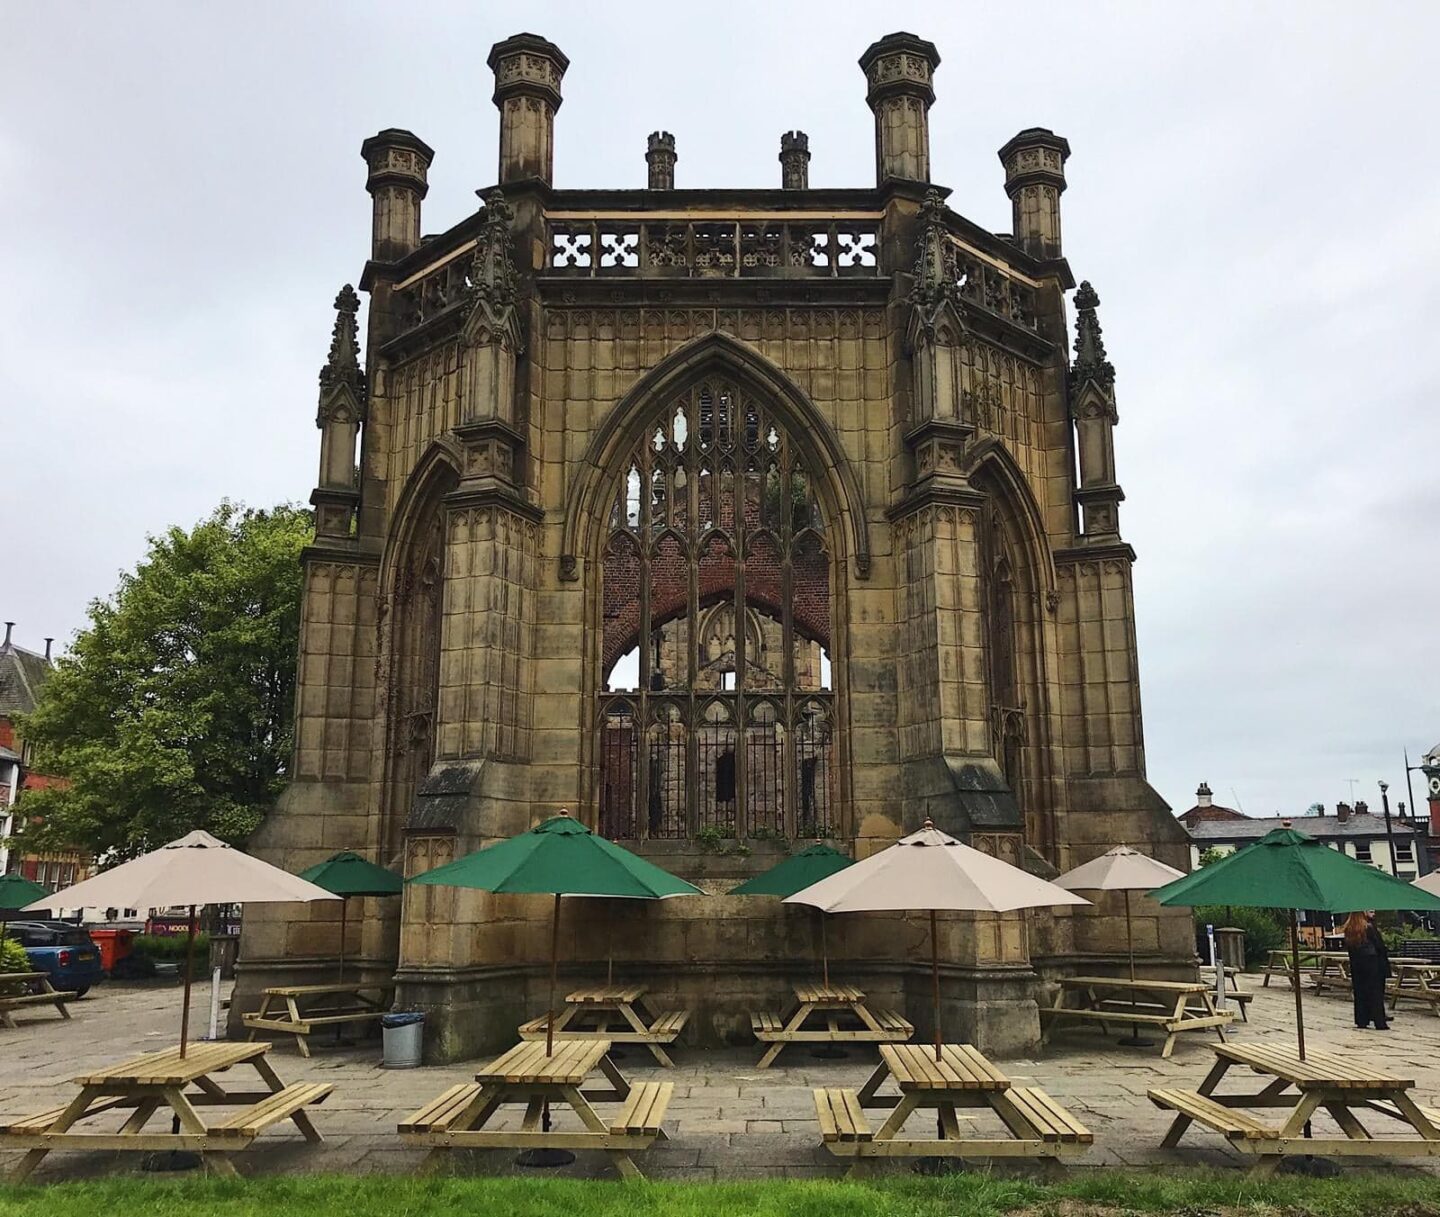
xmin=17 ymin=503 xmax=312 ymax=859
xmin=1198 ymin=847 xmax=1227 ymax=868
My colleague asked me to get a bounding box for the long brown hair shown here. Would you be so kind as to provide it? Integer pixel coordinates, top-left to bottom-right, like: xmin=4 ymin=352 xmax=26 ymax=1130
xmin=1342 ymin=911 xmax=1370 ymax=948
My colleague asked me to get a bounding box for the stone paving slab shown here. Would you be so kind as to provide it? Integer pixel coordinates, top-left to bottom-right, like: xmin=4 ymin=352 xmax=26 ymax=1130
xmin=0 ymin=979 xmax=1435 ymax=1182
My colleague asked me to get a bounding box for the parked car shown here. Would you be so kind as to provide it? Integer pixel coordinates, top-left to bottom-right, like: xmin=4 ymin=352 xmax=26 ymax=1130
xmin=5 ymin=920 xmax=105 ymax=996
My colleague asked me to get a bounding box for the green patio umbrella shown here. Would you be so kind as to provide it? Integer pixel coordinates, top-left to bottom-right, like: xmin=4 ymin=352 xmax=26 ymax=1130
xmin=1151 ymin=824 xmax=1440 ymax=1059
xmin=408 ymin=810 xmax=701 ymax=1055
xmin=730 ymin=843 xmax=854 ymax=988
xmin=297 ymin=851 xmax=403 ymax=983
xmin=0 ymin=874 xmax=50 ymax=944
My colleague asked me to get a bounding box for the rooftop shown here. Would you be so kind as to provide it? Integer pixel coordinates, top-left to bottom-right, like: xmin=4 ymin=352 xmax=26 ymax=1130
xmin=1185 ymin=812 xmax=1419 ymax=842
xmin=0 ymin=637 xmax=53 ymax=719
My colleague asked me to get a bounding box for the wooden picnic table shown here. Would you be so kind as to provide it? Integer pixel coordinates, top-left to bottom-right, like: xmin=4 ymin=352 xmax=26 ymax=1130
xmin=516 ymin=983 xmax=690 ymax=1067
xmin=399 ymin=1038 xmax=672 ymax=1178
xmin=1260 ymin=947 xmax=1327 ymax=988
xmin=750 ymin=981 xmax=913 ymax=1068
xmin=813 ymin=1042 xmax=1090 ymax=1170
xmin=1388 ymin=960 xmax=1440 ymax=1016
xmin=243 ymin=981 xmax=394 ymax=1056
xmin=0 ymin=972 xmax=74 ymax=1029
xmin=1311 ymin=953 xmax=1430 ymax=997
xmin=1150 ymin=1040 xmax=1440 ymax=1174
xmin=0 ymin=1041 xmax=331 ymax=1181
xmin=1041 ymin=976 xmax=1234 ymax=1058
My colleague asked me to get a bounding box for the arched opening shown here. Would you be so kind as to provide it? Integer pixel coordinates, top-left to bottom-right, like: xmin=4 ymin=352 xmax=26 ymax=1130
xmin=597 ymin=378 xmax=836 ymax=840
xmin=379 ymin=450 xmax=459 ymax=856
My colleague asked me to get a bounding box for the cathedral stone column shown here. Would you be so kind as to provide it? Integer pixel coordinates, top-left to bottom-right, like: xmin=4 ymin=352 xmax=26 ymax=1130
xmin=859 ymin=32 xmax=940 ymax=185
xmin=312 ymin=286 xmax=364 ymax=541
xmin=488 ymin=33 xmax=568 ymax=186
xmin=998 ymin=128 xmax=1069 ymax=261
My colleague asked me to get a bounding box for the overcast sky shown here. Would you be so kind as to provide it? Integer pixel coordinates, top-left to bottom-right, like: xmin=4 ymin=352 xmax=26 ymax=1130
xmin=4 ymin=2 xmax=1437 ymax=820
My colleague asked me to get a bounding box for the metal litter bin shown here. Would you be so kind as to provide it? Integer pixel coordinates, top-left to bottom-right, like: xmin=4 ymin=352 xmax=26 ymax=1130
xmin=381 ymin=1011 xmax=425 ymax=1068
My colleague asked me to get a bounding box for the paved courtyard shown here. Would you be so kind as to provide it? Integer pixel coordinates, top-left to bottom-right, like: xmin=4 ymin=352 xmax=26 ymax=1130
xmin=1 ymin=979 xmax=1436 ymax=1181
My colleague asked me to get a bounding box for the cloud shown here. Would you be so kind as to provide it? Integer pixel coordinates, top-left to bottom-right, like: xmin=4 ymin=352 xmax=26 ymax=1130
xmin=3 ymin=0 xmax=1435 ymax=819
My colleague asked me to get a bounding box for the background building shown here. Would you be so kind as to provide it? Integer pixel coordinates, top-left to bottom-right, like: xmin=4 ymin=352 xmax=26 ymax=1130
xmin=0 ymin=624 xmax=94 ymax=891
xmin=237 ymin=30 xmax=1193 ymax=1061
xmin=1179 ymin=782 xmax=1426 ymax=879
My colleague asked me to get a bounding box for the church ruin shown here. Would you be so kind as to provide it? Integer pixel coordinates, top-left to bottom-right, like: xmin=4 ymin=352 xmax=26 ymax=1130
xmin=237 ymin=30 xmax=1192 ymax=1061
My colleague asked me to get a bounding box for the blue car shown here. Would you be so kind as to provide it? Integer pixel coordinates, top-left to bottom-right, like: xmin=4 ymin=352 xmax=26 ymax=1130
xmin=7 ymin=920 xmax=104 ymax=997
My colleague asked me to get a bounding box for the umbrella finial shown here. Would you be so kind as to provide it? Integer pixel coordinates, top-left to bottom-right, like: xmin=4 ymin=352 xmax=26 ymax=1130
xmin=922 ymin=817 xmax=934 ymax=830
xmin=1281 ymin=818 xmax=1292 ymax=828
xmin=557 ymin=808 xmax=571 ymax=818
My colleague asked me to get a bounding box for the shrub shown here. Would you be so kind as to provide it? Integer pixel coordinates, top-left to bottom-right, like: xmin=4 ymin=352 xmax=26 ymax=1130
xmin=0 ymin=936 xmax=33 ymax=996
xmin=132 ymin=932 xmax=209 ymax=962
xmin=1192 ymin=905 xmax=1286 ymax=966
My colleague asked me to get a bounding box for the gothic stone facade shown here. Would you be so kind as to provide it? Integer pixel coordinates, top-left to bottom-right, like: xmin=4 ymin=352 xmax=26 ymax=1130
xmin=236 ymin=31 xmax=1192 ymax=1062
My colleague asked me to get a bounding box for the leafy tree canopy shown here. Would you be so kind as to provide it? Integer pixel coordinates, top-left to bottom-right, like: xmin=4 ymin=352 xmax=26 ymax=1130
xmin=18 ymin=503 xmax=312 ymax=860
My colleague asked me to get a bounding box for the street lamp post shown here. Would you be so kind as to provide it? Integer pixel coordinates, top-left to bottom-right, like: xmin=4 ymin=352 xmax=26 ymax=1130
xmin=1379 ymin=780 xmax=1398 ymax=877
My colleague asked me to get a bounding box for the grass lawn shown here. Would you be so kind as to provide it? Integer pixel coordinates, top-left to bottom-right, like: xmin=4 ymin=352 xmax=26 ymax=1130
xmin=0 ymin=1171 xmax=1437 ymax=1217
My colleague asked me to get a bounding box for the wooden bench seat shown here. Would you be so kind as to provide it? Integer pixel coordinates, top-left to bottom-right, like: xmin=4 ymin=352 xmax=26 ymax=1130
xmin=1006 ymin=1086 xmax=1093 ymax=1144
xmin=752 ymin=1011 xmax=784 ymax=1037
xmin=399 ymin=1083 xmax=484 ymax=1134
xmin=813 ymin=1087 xmax=873 ymax=1143
xmin=210 ymin=1083 xmax=332 ymax=1141
xmin=1148 ymin=1088 xmax=1278 ymax=1141
xmin=0 ymin=991 xmax=73 ymax=1008
xmin=608 ymin=1081 xmax=673 ymax=1137
xmin=0 ymin=1096 xmax=130 ymax=1135
xmin=869 ymin=1008 xmax=914 ymax=1035
xmin=648 ymin=1010 xmax=690 ymax=1038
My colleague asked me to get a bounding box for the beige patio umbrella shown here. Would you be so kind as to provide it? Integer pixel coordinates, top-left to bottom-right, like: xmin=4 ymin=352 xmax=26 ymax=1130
xmin=1054 ymin=845 xmax=1184 ymax=1046
xmin=25 ymin=830 xmax=338 ymax=1057
xmin=1412 ymin=870 xmax=1440 ymax=898
xmin=785 ymin=819 xmax=1089 ymax=1060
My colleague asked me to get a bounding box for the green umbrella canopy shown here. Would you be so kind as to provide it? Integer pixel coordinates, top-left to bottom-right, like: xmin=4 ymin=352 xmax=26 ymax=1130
xmin=1152 ymin=827 xmax=1440 ymax=913
xmin=297 ymin=851 xmax=403 ymax=898
xmin=0 ymin=874 xmax=51 ymax=909
xmin=408 ymin=813 xmax=702 ymax=899
xmin=728 ymin=843 xmax=854 ymax=896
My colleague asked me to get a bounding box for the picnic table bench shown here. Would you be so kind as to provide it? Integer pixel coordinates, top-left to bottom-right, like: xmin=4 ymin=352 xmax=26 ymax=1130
xmin=1149 ymin=1041 xmax=1440 ymax=1174
xmin=517 ymin=984 xmax=690 ymax=1067
xmin=243 ymin=982 xmax=394 ymax=1056
xmin=1041 ymin=976 xmax=1233 ymax=1057
xmin=751 ymin=982 xmax=913 ymax=1068
xmin=1388 ymin=960 xmax=1440 ymax=1016
xmin=0 ymin=1041 xmax=331 ymax=1180
xmin=0 ymin=972 xmax=73 ymax=1029
xmin=400 ymin=1038 xmax=670 ymax=1178
xmin=814 ymin=1042 xmax=1090 ymax=1172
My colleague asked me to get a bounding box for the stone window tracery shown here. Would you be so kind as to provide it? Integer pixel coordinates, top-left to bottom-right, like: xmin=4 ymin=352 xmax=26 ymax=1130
xmin=598 ymin=379 xmax=834 ymax=840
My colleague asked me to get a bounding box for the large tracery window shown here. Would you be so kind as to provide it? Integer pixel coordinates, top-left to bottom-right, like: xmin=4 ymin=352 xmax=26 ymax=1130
xmin=599 ymin=380 xmax=834 ymax=840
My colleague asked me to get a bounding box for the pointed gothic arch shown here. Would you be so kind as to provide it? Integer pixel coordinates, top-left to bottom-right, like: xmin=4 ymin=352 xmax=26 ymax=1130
xmin=586 ymin=334 xmax=846 ymax=841
xmin=377 ymin=437 xmax=462 ymax=856
xmin=562 ymin=331 xmax=870 ymax=580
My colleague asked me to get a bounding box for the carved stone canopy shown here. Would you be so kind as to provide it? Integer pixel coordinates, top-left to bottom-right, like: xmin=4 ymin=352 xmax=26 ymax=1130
xmin=463 ymin=190 xmax=522 ymax=351
xmin=317 ymin=284 xmax=365 ymax=425
xmin=908 ymin=189 xmax=961 ymax=341
xmin=1070 ymin=280 xmax=1114 ymax=394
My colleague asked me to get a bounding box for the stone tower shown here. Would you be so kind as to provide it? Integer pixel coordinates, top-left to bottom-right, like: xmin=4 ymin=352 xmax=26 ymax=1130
xmin=237 ymin=30 xmax=1192 ymax=1061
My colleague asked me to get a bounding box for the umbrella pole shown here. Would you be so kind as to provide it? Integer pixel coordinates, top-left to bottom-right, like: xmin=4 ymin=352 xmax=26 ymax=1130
xmin=179 ymin=905 xmax=197 ymax=1059
xmin=821 ymin=913 xmax=829 ymax=990
xmin=546 ymin=893 xmax=560 ymax=1057
xmin=1289 ymin=908 xmax=1306 ymax=1061
xmin=930 ymin=909 xmax=941 ymax=1062
xmin=338 ymin=897 xmax=347 ymax=985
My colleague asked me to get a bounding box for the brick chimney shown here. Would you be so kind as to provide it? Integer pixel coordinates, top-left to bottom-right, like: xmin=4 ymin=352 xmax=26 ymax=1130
xmin=1337 ymin=801 xmax=1351 ymax=823
xmin=1354 ymin=800 xmax=1368 ymax=816
xmin=1195 ymin=781 xmax=1213 ymax=808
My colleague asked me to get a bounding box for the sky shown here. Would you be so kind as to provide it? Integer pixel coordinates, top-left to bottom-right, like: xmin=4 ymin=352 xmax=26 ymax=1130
xmin=3 ymin=2 xmax=1437 ymax=820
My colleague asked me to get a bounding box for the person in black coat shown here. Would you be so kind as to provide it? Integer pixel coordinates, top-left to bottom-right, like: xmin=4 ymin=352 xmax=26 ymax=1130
xmin=1342 ymin=910 xmax=1391 ymax=1030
